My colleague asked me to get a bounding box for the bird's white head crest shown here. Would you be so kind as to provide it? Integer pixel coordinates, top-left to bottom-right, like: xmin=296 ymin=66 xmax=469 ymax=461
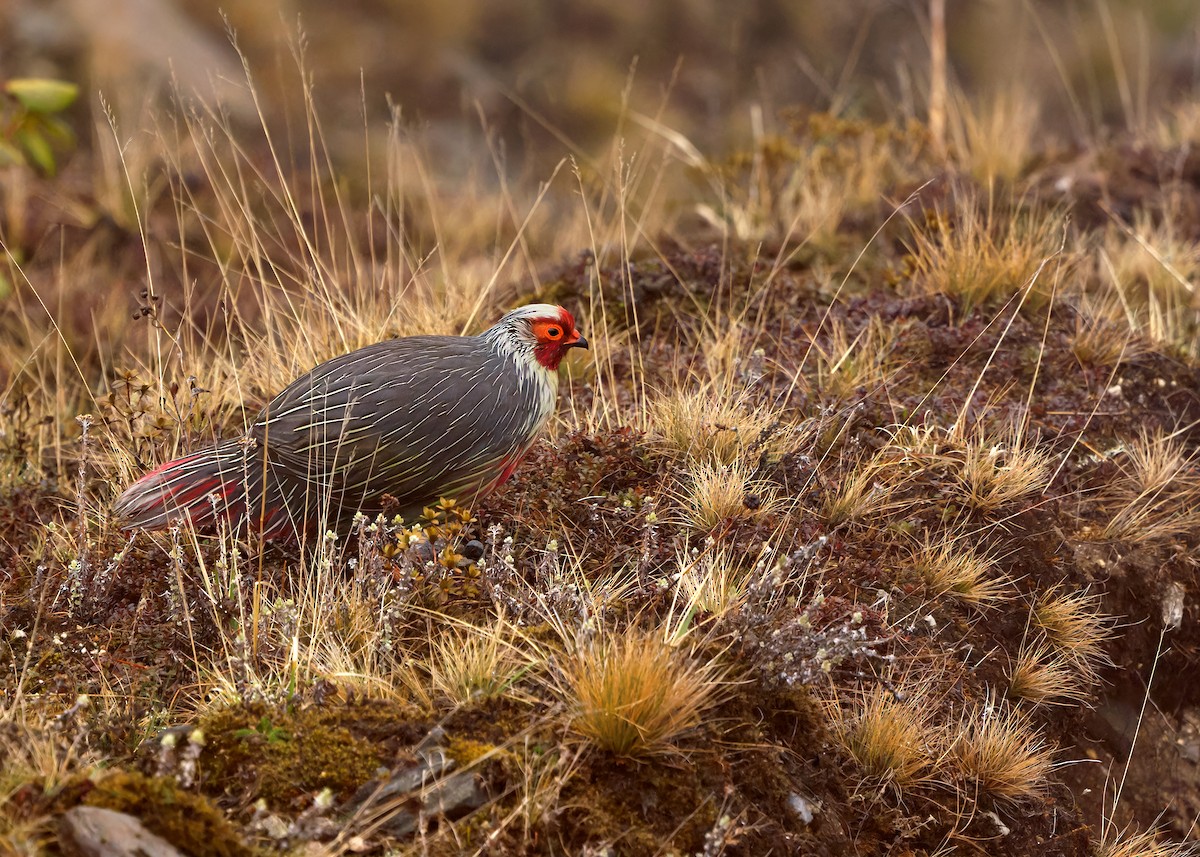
xmin=483 ymin=304 xmax=588 ymax=371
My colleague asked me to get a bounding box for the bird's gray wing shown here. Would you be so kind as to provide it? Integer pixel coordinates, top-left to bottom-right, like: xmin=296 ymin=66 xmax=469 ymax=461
xmin=251 ymin=336 xmax=535 ymax=516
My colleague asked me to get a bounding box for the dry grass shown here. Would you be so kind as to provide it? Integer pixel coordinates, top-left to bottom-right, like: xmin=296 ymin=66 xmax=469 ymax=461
xmin=820 ymin=448 xmax=913 ymax=528
xmin=1098 ymin=209 xmax=1200 ymax=357
xmin=830 ymin=683 xmax=940 ymax=794
xmin=950 ymin=702 xmax=1053 ymax=806
xmin=648 ymin=385 xmax=788 ymax=468
xmin=676 ymin=542 xmax=750 ymax=618
xmin=559 ymin=626 xmax=724 ymax=757
xmin=1006 ymin=642 xmax=1091 ymax=706
xmin=1101 ymin=429 xmax=1200 ymax=544
xmin=677 ymin=459 xmax=781 ymax=532
xmin=955 ymin=426 xmax=1053 ymax=515
xmin=1069 ymin=294 xmax=1148 ymax=368
xmin=1032 ymin=587 xmax=1110 ymax=674
xmin=904 ymin=196 xmax=1067 ymax=315
xmin=1095 ymin=826 xmax=1198 ymax=857
xmin=427 ymin=621 xmax=539 ymax=707
xmin=948 ymin=88 xmax=1041 ymax=188
xmin=808 ymin=316 xmax=903 ymax=401
xmin=909 ymin=536 xmax=1010 ymax=608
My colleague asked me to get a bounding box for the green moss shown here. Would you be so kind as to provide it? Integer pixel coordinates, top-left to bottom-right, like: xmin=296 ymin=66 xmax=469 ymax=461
xmin=200 ymin=703 xmax=391 ymax=809
xmin=445 ymin=736 xmax=497 ymax=768
xmin=83 ymin=770 xmax=261 ymax=857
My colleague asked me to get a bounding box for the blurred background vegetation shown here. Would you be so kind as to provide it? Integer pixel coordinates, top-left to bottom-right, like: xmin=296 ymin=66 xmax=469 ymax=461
xmin=3 ymin=0 xmax=1199 ymax=170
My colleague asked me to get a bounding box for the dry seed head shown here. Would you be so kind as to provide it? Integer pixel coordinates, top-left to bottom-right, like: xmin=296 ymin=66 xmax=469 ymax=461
xmin=1006 ymin=642 xmax=1091 ymax=706
xmin=831 ymin=684 xmax=938 ymax=792
xmin=561 ymin=627 xmax=723 ymax=757
xmin=950 ymin=702 xmax=1053 ymax=806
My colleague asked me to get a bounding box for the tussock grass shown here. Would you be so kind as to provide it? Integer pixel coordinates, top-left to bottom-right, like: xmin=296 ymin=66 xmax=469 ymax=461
xmin=1069 ymin=294 xmax=1148 ymax=368
xmin=560 ymin=626 xmax=724 ymax=757
xmin=950 ymin=702 xmax=1053 ymax=805
xmin=648 ymin=385 xmax=787 ymax=468
xmin=1098 ymin=209 xmax=1200 ymax=357
xmin=1095 ymin=826 xmax=1198 ymax=857
xmin=830 ymin=683 xmax=940 ymax=794
xmin=955 ymin=425 xmax=1053 ymax=515
xmin=1006 ymin=641 xmax=1091 ymax=706
xmin=677 ymin=459 xmax=781 ymax=532
xmin=1032 ymin=587 xmax=1110 ymax=674
xmin=910 ymin=536 xmax=1010 ymax=608
xmin=808 ymin=316 xmax=903 ymax=401
xmin=676 ymin=542 xmax=750 ymax=618
xmin=427 ymin=621 xmax=538 ymax=707
xmin=1102 ymin=429 xmax=1200 ymax=544
xmin=948 ymin=88 xmax=1041 ymax=188
xmin=904 ymin=196 xmax=1067 ymax=314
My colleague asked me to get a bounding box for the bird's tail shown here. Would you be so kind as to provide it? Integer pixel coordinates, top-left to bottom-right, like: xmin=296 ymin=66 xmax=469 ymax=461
xmin=113 ymin=440 xmax=265 ymax=533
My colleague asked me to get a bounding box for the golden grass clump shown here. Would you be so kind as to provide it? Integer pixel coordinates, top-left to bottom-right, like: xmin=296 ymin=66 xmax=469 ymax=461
xmin=648 ymin=385 xmax=787 ymax=467
xmin=1006 ymin=642 xmax=1090 ymax=706
xmin=677 ymin=459 xmax=781 ymax=532
xmin=1069 ymin=294 xmax=1148 ymax=368
xmin=904 ymin=198 xmax=1067 ymax=314
xmin=561 ymin=627 xmax=723 ymax=757
xmin=676 ymin=543 xmax=750 ymax=618
xmin=950 ymin=703 xmax=1053 ymax=805
xmin=808 ymin=316 xmax=902 ymax=401
xmin=955 ymin=427 xmax=1052 ymax=514
xmin=948 ymin=88 xmax=1040 ymax=188
xmin=910 ymin=537 xmax=1010 ymax=608
xmin=1102 ymin=429 xmax=1200 ymax=544
xmin=820 ymin=448 xmax=914 ymax=528
xmin=427 ymin=623 xmax=537 ymax=707
xmin=1032 ymin=587 xmax=1110 ymax=673
xmin=1095 ymin=825 xmax=1197 ymax=857
xmin=830 ymin=684 xmax=939 ymax=793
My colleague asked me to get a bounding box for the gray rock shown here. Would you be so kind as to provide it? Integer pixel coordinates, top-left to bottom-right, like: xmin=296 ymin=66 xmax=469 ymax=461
xmin=59 ymin=806 xmax=187 ymax=857
xmin=344 ymin=737 xmax=488 ymax=838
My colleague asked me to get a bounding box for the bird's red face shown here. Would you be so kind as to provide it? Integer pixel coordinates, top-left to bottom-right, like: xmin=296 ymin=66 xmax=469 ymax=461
xmin=530 ymin=309 xmax=588 ymax=370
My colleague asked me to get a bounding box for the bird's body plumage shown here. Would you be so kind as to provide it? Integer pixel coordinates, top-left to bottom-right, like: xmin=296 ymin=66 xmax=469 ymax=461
xmin=113 ymin=304 xmax=585 ymax=538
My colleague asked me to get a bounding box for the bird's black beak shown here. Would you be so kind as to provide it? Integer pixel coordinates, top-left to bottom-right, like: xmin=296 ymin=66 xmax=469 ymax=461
xmin=568 ymin=334 xmax=589 ymax=350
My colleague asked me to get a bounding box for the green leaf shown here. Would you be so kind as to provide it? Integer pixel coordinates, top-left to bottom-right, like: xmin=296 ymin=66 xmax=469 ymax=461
xmin=5 ymin=78 xmax=79 ymax=114
xmin=38 ymin=114 xmax=76 ymax=145
xmin=0 ymin=139 xmax=25 ymax=168
xmin=15 ymin=128 xmax=55 ymax=175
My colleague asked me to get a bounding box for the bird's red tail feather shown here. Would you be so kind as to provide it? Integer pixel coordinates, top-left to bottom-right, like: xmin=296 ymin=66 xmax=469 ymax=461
xmin=113 ymin=442 xmax=253 ymax=532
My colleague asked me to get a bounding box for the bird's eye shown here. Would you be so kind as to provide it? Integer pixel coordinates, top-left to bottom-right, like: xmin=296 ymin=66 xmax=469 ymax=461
xmin=546 ymin=327 xmax=562 ymax=339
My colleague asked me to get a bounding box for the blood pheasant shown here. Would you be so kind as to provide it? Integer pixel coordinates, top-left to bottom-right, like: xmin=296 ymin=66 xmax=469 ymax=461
xmin=114 ymin=304 xmax=587 ymax=539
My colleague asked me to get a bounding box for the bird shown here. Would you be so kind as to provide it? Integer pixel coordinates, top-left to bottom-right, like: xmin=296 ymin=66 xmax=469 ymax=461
xmin=113 ymin=304 xmax=587 ymax=539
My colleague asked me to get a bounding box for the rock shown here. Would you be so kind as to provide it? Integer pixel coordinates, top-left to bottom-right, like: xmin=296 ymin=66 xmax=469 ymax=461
xmin=461 ymin=540 xmax=485 ymax=561
xmin=59 ymin=807 xmax=187 ymax=857
xmin=344 ymin=734 xmax=488 ymax=838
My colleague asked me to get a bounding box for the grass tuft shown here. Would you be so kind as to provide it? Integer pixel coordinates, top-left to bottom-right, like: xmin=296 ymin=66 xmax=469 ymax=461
xmin=830 ymin=683 xmax=939 ymax=794
xmin=560 ymin=626 xmax=723 ymax=757
xmin=910 ymin=536 xmax=1010 ymax=608
xmin=1006 ymin=641 xmax=1091 ymax=706
xmin=950 ymin=702 xmax=1053 ymax=805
